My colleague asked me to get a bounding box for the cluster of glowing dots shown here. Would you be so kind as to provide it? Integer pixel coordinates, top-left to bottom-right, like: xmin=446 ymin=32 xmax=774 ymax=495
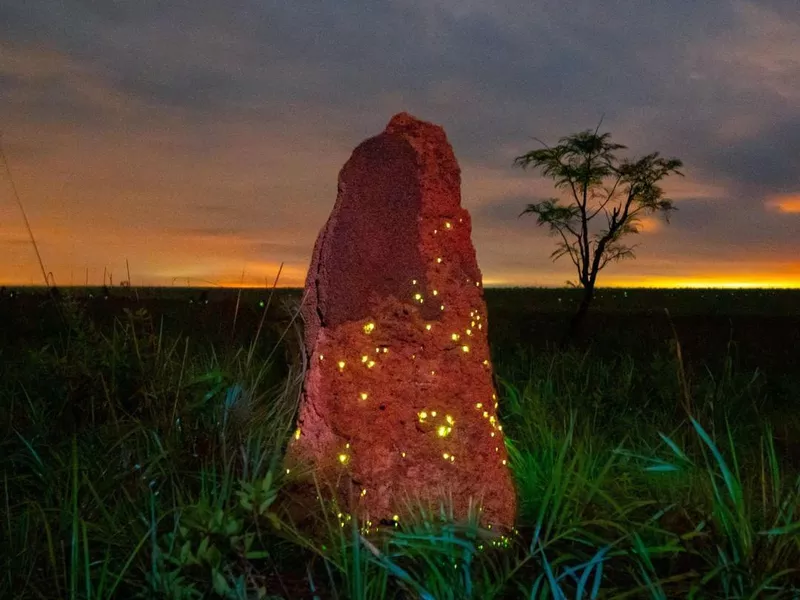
xmin=327 ymin=219 xmax=506 ymax=470
xmin=474 ymin=394 xmax=507 ymax=465
xmin=335 ymin=510 xmax=401 ymax=532
xmin=420 ymin=219 xmax=506 ymax=462
xmin=417 ymin=410 xmax=457 ymax=461
xmin=418 ymin=410 xmax=455 ymax=438
xmin=413 ymin=248 xmax=483 ymax=353
xmin=338 ymin=443 xmax=351 ymax=465
xmin=328 ymin=322 xmax=393 ymax=467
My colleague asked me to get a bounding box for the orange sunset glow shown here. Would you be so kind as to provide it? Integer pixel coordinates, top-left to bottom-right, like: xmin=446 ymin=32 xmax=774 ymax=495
xmin=2 ymin=1 xmax=800 ymax=289
xmin=766 ymin=194 xmax=800 ymax=214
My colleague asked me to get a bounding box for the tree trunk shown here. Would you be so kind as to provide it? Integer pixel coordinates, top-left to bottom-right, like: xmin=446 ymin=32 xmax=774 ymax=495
xmin=561 ymin=284 xmax=595 ymax=347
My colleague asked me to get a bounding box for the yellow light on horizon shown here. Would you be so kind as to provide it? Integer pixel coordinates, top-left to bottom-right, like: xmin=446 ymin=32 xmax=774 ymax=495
xmin=629 ymin=277 xmax=800 ymax=289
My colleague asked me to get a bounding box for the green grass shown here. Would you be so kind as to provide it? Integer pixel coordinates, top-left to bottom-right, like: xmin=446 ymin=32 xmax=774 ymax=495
xmin=2 ymin=291 xmax=800 ymax=598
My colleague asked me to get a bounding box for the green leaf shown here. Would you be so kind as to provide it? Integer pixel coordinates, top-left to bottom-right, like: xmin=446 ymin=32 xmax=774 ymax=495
xmin=197 ymin=535 xmax=210 ymax=560
xmin=212 ymin=568 xmax=230 ymax=596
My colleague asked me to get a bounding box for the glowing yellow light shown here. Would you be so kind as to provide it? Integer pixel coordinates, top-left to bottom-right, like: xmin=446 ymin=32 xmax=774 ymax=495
xmin=361 ymin=355 xmax=368 ymax=363
xmin=294 ymin=428 xmax=301 ymax=440
xmin=361 ymin=489 xmax=367 ymax=497
xmin=319 ymin=354 xmax=325 ymax=360
xmin=286 ymin=468 xmax=291 ymax=474
xmin=392 ymin=514 xmax=399 ymax=521
xmin=436 ymin=257 xmax=442 ymax=264
xmin=382 ymin=347 xmax=388 ymax=354
xmin=411 ymin=354 xmax=416 ymax=359
xmin=446 ymin=415 xmax=454 ymax=424
xmin=482 ymin=359 xmax=489 ymax=366
xmin=495 ymin=447 xmax=500 ymax=452
xmin=440 ymin=305 xmax=445 ymax=311
xmin=433 ymin=229 xmax=438 ymax=234
xmin=466 ymin=329 xmax=472 ymax=336
xmin=476 ymin=402 xmax=483 ymax=409
xmin=412 ymin=279 xmax=417 ymax=284
xmin=414 ymin=293 xmax=423 ymax=301
xmin=443 ymin=452 xmax=450 ymax=460
xmin=444 ymin=221 xmax=452 ymax=229
xmin=450 ymin=455 xmax=455 ymax=462
xmin=337 ymin=360 xmax=346 ymax=370
xmin=502 ymin=459 xmax=507 ymax=465
xmin=476 ymin=315 xmax=481 ymax=321
xmin=489 ymin=416 xmax=496 ymax=425
xmin=431 ymin=411 xmax=437 ymax=417
xmin=433 ymin=290 xmax=439 ymax=296
xmin=461 ymin=345 xmax=470 ymax=353
xmin=363 ymin=322 xmax=375 ymax=334
xmin=367 ymin=360 xmax=376 ymax=368
xmin=498 ymin=425 xmax=503 ymax=431
xmin=492 ymin=394 xmax=497 ymax=400
xmin=431 ymin=370 xmax=436 ymax=375
xmin=483 ymin=411 xmax=489 ymax=418
xmin=401 ymin=451 xmax=407 ymax=458
xmin=425 ymin=324 xmax=432 ymax=331
xmin=360 ymin=392 xmax=368 ymax=400
xmin=490 ymin=432 xmax=496 ymax=437
xmin=471 ymin=321 xmax=476 ymax=327
xmin=451 ymin=333 xmax=460 ymax=341
xmin=476 ymin=281 xmax=480 ymax=286
xmin=478 ymin=324 xmax=482 ymax=330
xmin=418 ymin=411 xmax=428 ymax=421
xmin=437 ymin=425 xmax=450 ymax=437
xmin=338 ymin=454 xmax=349 ymax=464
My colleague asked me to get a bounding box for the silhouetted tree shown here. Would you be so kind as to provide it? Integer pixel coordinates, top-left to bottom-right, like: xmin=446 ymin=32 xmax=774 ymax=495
xmin=514 ymin=124 xmax=683 ymax=341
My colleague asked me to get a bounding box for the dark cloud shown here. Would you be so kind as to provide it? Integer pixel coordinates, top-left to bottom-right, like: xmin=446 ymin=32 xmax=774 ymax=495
xmin=703 ymin=119 xmax=800 ymax=195
xmin=670 ymin=195 xmax=800 ymax=253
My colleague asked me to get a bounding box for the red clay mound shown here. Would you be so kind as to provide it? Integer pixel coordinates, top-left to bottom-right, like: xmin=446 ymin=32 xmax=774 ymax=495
xmin=287 ymin=112 xmax=516 ymax=530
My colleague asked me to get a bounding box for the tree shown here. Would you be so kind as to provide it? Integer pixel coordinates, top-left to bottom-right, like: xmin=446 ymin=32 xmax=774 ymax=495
xmin=514 ymin=124 xmax=683 ymax=341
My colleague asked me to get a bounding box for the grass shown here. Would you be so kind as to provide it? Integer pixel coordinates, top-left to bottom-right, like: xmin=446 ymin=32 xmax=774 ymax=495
xmin=2 ymin=290 xmax=800 ymax=598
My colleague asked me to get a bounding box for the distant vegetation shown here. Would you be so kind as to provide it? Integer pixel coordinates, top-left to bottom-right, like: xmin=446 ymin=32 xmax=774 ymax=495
xmin=2 ymin=286 xmax=800 ymax=598
xmin=514 ymin=125 xmax=683 ymax=342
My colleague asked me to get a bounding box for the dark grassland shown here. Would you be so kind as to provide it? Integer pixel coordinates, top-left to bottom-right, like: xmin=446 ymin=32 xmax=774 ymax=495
xmin=2 ymin=286 xmax=799 ymax=599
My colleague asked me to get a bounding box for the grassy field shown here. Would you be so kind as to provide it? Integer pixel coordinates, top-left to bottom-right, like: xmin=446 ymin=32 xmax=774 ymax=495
xmin=2 ymin=286 xmax=799 ymax=598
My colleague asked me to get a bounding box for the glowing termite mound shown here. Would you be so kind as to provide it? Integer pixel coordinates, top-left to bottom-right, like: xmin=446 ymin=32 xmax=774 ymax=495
xmin=286 ymin=112 xmax=516 ymax=529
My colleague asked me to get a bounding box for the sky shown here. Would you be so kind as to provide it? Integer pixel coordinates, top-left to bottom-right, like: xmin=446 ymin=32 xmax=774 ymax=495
xmin=1 ymin=0 xmax=800 ymax=289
